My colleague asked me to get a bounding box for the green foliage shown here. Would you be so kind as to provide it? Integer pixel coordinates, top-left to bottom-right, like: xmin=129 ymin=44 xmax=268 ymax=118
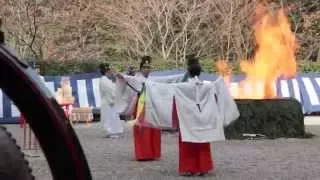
xmin=225 ymin=98 xmax=306 ymax=139
xmin=298 ymin=61 xmax=320 ymax=72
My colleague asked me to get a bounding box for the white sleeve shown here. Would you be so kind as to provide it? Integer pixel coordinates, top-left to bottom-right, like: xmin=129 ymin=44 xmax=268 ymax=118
xmin=115 ymin=77 xmax=137 ymax=113
xmin=142 ymin=81 xmax=175 ymax=128
xmin=214 ymin=77 xmax=240 ymax=126
xmin=149 ymin=74 xmax=185 ymax=83
xmin=122 ymin=75 xmax=145 ymax=91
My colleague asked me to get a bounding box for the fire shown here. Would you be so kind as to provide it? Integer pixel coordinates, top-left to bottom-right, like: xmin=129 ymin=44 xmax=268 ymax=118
xmin=217 ymin=4 xmax=297 ymax=99
xmin=216 ymin=60 xmax=232 ymax=84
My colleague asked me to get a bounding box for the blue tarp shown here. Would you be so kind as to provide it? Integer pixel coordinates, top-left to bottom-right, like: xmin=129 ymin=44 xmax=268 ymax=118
xmin=1 ymin=70 xmax=320 ymax=124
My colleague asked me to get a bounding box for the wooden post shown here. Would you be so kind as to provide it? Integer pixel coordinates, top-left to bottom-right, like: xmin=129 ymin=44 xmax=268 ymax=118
xmin=20 ymin=115 xmax=40 ymax=157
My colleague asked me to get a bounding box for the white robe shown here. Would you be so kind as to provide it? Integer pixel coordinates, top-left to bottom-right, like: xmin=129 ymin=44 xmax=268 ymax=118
xmin=142 ymin=76 xmax=240 ymax=143
xmin=100 ymin=76 xmax=124 ymax=135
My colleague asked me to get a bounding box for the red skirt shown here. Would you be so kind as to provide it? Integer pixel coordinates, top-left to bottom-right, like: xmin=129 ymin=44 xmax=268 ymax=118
xmin=133 ymin=124 xmax=161 ymax=161
xmin=172 ymin=97 xmax=213 ymax=173
xmin=178 ymin=134 xmax=214 ymax=173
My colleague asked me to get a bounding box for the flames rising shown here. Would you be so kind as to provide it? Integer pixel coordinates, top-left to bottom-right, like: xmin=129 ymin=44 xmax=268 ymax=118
xmin=217 ymin=4 xmax=297 ymax=99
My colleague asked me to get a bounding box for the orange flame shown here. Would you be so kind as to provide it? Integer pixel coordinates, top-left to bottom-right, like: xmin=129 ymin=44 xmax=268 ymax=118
xmin=216 ymin=60 xmax=232 ymax=84
xmin=217 ymin=4 xmax=297 ymax=99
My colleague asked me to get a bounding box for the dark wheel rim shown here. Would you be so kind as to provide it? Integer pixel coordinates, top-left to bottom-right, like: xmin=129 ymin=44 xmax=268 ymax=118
xmin=0 ymin=43 xmax=92 ymax=179
xmin=0 ymin=126 xmax=35 ymax=180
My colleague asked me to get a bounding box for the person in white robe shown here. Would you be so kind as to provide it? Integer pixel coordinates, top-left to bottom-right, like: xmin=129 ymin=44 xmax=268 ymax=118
xmin=134 ymin=62 xmax=239 ymax=175
xmin=140 ymin=73 xmax=240 ymax=142
xmin=99 ymin=63 xmax=124 ymax=138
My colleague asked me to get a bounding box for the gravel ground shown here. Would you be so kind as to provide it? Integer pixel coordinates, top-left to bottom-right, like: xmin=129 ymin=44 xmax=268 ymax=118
xmin=4 ymin=123 xmax=320 ymax=180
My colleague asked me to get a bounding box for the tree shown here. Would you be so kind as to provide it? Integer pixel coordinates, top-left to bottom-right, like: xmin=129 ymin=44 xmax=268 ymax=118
xmin=97 ymin=0 xmax=257 ymax=65
xmin=0 ymin=0 xmax=43 ymax=60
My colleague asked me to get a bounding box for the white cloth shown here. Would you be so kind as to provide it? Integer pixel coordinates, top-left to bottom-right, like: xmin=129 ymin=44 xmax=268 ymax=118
xmin=214 ymin=77 xmax=240 ymax=126
xmin=141 ymin=76 xmax=240 ymax=143
xmin=100 ymin=76 xmax=116 ymax=105
xmin=114 ymin=73 xmax=185 ymax=115
xmin=114 ymin=73 xmax=145 ymax=115
xmin=103 ymin=105 xmax=124 ymax=135
xmin=143 ymin=74 xmax=186 ymax=128
xmin=114 ymin=76 xmax=138 ymax=114
xmin=144 ymin=81 xmax=175 ymax=128
xmin=149 ymin=73 xmax=185 ymax=83
xmin=100 ymin=76 xmax=124 ymax=135
xmin=174 ymin=77 xmax=219 ymax=143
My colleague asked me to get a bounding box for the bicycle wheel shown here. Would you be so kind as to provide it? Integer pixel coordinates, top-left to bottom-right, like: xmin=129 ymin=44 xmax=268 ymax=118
xmin=0 ymin=30 xmax=92 ymax=179
xmin=0 ymin=126 xmax=34 ymax=180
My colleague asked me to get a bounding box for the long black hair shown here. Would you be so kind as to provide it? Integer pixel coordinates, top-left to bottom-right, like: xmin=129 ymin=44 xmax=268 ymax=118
xmin=139 ymin=56 xmax=152 ymax=70
xmin=99 ymin=63 xmax=110 ymax=75
xmin=186 ymin=54 xmax=201 ymax=77
xmin=187 ymin=64 xmax=202 ymax=78
xmin=186 ymin=54 xmax=199 ymax=67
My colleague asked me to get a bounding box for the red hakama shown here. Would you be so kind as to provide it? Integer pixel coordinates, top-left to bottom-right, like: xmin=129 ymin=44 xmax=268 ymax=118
xmin=178 ymin=134 xmax=213 ymax=173
xmin=133 ymin=125 xmax=161 ymax=160
xmin=132 ymin=96 xmax=161 ymax=161
xmin=172 ymin=98 xmax=214 ymax=173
